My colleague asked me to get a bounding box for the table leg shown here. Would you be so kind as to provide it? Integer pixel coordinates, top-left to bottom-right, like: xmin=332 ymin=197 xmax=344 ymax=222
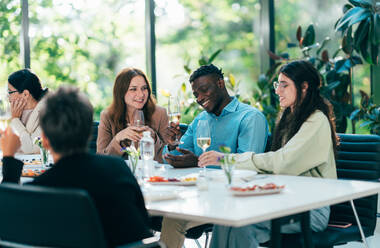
xmin=350 ymin=200 xmax=369 ymax=248
xmin=270 ymin=218 xmax=281 ymax=248
xmin=300 ymin=211 xmax=314 ymax=248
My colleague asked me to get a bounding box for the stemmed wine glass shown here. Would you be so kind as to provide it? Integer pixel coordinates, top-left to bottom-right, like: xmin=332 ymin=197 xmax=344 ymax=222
xmin=132 ymin=109 xmax=145 ymax=148
xmin=168 ymin=96 xmax=182 ymax=145
xmin=196 ymin=120 xmax=211 ymax=172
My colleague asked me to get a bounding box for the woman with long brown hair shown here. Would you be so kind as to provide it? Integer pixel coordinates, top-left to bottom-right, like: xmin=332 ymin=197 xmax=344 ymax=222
xmin=199 ymin=60 xmax=339 ymax=247
xmin=97 ymin=68 xmax=169 ymax=162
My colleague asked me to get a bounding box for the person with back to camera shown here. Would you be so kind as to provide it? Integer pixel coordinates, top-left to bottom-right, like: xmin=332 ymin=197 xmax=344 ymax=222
xmin=199 ymin=60 xmax=339 ymax=248
xmin=7 ymin=69 xmax=48 ymax=154
xmin=97 ymin=68 xmax=169 ymax=162
xmin=1 ymin=86 xmax=152 ymax=247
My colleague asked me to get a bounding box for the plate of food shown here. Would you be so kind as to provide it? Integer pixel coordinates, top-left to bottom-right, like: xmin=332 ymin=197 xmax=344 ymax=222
xmin=229 ymin=183 xmax=285 ymax=196
xmin=147 ymin=176 xmax=197 ymax=186
xmin=22 ymin=168 xmax=46 ymax=177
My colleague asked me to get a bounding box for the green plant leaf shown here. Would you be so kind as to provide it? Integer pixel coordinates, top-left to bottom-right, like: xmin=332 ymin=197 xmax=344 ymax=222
xmin=343 ymin=3 xmax=353 ymax=13
xmin=348 ymin=0 xmax=373 ymax=8
xmin=350 ymin=109 xmax=361 ymax=120
xmin=353 ymin=18 xmax=370 ymax=51
xmin=371 ymin=13 xmax=380 ymax=45
xmin=184 ymin=65 xmax=192 ymax=74
xmin=229 ymin=73 xmax=236 ymax=87
xmin=198 ymin=56 xmax=208 ymax=66
xmin=181 ymin=83 xmax=187 ymax=94
xmin=335 ymin=7 xmax=370 ymax=32
xmin=302 ymin=24 xmax=315 ymax=47
xmin=208 ymin=49 xmax=222 ymax=64
xmin=326 ymin=81 xmax=341 ymax=91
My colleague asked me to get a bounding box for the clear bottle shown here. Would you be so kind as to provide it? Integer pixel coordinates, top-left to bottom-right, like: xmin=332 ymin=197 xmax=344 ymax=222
xmin=140 ymin=131 xmax=154 ymax=178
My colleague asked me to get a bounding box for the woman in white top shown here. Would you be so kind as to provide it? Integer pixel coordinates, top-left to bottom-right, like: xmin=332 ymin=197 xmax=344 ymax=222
xmin=199 ymin=60 xmax=339 ymax=248
xmin=8 ymin=69 xmax=48 ymax=154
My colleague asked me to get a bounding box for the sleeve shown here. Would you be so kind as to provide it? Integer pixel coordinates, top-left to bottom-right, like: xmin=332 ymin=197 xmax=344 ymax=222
xmin=1 ymin=157 xmax=24 ymax=183
xmin=237 ymin=110 xmax=268 ymax=154
xmin=234 ymin=112 xmax=333 ymax=176
xmin=152 ymin=108 xmax=169 ymax=163
xmin=10 ymin=118 xmax=41 ymax=154
xmin=97 ymin=111 xmax=123 ymax=156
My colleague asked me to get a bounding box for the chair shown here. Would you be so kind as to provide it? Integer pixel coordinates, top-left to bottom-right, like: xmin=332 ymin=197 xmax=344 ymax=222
xmin=263 ymin=133 xmax=380 ymax=248
xmin=89 ymin=121 xmax=99 ymax=153
xmin=0 ymin=183 xmax=107 ymax=248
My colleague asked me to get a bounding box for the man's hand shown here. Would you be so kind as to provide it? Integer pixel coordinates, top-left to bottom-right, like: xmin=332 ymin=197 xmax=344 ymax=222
xmin=163 ymin=122 xmax=182 ymax=145
xmin=10 ymin=98 xmax=27 ymax=119
xmin=164 ymin=148 xmax=198 ymax=168
xmin=0 ymin=127 xmax=21 ymax=157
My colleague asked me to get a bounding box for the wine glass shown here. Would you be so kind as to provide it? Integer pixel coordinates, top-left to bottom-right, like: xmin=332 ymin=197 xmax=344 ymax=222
xmin=0 ymin=93 xmax=11 ymax=131
xmin=196 ymin=120 xmax=211 ymax=172
xmin=168 ymin=96 xmax=182 ymax=145
xmin=132 ymin=109 xmax=145 ymax=148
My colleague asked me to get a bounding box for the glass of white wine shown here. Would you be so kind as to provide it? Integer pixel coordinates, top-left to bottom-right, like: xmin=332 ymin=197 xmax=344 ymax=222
xmin=0 ymin=94 xmax=11 ymax=131
xmin=196 ymin=119 xmax=211 ymax=172
xmin=168 ymin=96 xmax=182 ymax=145
xmin=132 ymin=109 xmax=145 ymax=148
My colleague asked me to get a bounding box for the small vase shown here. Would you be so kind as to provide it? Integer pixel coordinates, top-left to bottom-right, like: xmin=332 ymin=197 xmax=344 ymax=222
xmin=128 ymin=156 xmax=139 ymax=175
xmin=221 ymin=154 xmax=235 ymax=185
xmin=40 ymin=148 xmax=49 ymax=167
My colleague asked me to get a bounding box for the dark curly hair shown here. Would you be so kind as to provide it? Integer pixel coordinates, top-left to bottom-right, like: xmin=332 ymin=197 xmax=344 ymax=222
xmin=189 ymin=64 xmax=224 ymax=83
xmin=271 ymin=60 xmax=339 ymax=157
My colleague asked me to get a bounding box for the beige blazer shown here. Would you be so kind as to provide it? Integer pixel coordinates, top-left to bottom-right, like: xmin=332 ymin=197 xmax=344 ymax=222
xmin=97 ymin=106 xmax=169 ymax=163
xmin=10 ymin=101 xmax=43 ymax=154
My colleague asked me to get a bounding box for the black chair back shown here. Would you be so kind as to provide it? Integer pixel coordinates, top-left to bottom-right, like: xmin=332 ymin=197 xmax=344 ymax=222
xmin=89 ymin=121 xmax=99 ymax=153
xmin=0 ymin=183 xmax=107 ymax=248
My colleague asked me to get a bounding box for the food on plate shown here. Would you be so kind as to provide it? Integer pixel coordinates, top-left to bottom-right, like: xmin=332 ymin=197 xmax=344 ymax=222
xmin=22 ymin=169 xmax=46 ymax=177
xmin=230 ymin=183 xmax=284 ymax=192
xmin=147 ymin=176 xmax=197 ymax=183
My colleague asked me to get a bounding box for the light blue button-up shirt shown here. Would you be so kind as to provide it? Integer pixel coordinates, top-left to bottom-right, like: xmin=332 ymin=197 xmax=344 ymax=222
xmin=163 ymin=97 xmax=268 ymax=158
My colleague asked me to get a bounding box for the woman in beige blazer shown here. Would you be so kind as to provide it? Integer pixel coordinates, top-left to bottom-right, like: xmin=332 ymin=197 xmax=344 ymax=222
xmin=97 ymin=68 xmax=169 ymax=162
xmin=8 ymin=69 xmax=48 ymax=154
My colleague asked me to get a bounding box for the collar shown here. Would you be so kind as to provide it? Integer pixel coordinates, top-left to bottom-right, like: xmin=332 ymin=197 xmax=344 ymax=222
xmin=210 ymin=97 xmax=238 ymax=117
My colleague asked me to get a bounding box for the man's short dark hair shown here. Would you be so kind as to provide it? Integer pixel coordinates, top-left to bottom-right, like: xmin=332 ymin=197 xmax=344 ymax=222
xmin=39 ymin=85 xmax=93 ymax=156
xmin=189 ymin=64 xmax=224 ymax=83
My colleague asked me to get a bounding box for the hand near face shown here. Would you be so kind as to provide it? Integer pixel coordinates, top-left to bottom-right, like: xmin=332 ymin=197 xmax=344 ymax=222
xmin=164 ymin=147 xmax=198 ymax=168
xmin=116 ymin=125 xmax=145 ymax=143
xmin=0 ymin=127 xmax=21 ymax=157
xmin=10 ymin=97 xmax=27 ymax=118
xmin=163 ymin=122 xmax=182 ymax=145
xmin=198 ymin=151 xmax=223 ymax=167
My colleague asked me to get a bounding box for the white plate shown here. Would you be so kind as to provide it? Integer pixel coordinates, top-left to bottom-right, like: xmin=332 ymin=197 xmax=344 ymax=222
xmin=229 ymin=187 xmax=284 ymax=196
xmin=143 ymin=191 xmax=178 ymax=202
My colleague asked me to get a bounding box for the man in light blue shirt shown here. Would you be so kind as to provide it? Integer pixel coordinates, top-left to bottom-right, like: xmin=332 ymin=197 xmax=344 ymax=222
xmin=160 ymin=64 xmax=269 ymax=247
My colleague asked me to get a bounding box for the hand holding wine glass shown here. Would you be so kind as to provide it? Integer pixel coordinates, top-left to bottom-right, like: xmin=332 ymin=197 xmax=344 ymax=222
xmin=196 ymin=120 xmax=211 ymax=172
xmin=167 ymin=96 xmax=182 ymax=145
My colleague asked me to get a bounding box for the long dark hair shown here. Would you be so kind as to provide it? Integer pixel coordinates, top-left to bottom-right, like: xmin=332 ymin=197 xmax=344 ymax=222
xmin=8 ymin=69 xmax=48 ymax=101
xmin=271 ymin=60 xmax=339 ymax=156
xmin=108 ymin=68 xmax=156 ymax=133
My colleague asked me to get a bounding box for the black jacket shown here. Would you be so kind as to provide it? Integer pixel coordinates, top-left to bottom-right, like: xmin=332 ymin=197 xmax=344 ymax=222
xmin=2 ymin=153 xmax=152 ymax=247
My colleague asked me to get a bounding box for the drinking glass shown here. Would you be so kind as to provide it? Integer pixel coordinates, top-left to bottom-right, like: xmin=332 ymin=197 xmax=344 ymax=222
xmin=196 ymin=120 xmax=211 ymax=172
xmin=132 ymin=109 xmax=145 ymax=148
xmin=0 ymin=93 xmax=11 ymax=131
xmin=168 ymin=96 xmax=182 ymax=145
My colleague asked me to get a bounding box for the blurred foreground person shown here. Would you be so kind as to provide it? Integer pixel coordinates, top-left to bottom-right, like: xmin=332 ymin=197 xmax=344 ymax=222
xmin=1 ymin=86 xmax=152 ymax=247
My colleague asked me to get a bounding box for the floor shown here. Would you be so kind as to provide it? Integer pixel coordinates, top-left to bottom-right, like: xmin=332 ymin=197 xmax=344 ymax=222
xmin=182 ymin=197 xmax=380 ymax=248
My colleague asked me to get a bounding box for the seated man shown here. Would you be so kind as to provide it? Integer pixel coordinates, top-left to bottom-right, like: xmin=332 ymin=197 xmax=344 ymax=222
xmin=1 ymin=86 xmax=152 ymax=248
xmin=160 ymin=64 xmax=269 ymax=248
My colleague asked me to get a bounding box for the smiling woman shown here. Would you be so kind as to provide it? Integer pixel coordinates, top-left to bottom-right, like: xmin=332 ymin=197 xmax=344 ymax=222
xmin=96 ymin=68 xmax=169 ymax=162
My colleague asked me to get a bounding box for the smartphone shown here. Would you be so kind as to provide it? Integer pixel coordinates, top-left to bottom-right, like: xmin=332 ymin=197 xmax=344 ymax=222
xmin=328 ymin=221 xmax=352 ymax=228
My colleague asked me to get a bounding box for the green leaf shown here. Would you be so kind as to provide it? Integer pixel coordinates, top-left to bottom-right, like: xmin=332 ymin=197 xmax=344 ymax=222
xmin=228 ymin=74 xmax=236 ymax=87
xmin=371 ymin=43 xmax=379 ymax=65
xmin=181 ymin=83 xmax=186 ymax=94
xmin=302 ymin=24 xmax=315 ymax=47
xmin=348 ymin=0 xmax=373 ymax=8
xmin=343 ymin=4 xmax=353 ymax=13
xmin=184 ymin=65 xmax=192 ymax=74
xmin=198 ymin=56 xmax=208 ymax=66
xmin=326 ymin=81 xmax=341 ymax=91
xmin=371 ymin=13 xmax=380 ymax=45
xmin=208 ymin=49 xmax=222 ymax=64
xmin=350 ymin=109 xmax=361 ymax=120
xmin=353 ymin=18 xmax=370 ymax=51
xmin=335 ymin=7 xmax=370 ymax=32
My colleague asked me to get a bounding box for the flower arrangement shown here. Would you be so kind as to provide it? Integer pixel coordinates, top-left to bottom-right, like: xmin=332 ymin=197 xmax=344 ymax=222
xmin=121 ymin=145 xmax=140 ymax=175
xmin=218 ymin=145 xmax=236 ymax=185
xmin=34 ymin=137 xmax=49 ymax=166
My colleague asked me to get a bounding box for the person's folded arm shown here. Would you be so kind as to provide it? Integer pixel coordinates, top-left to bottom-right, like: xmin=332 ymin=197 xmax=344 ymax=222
xmin=10 ymin=118 xmax=41 ymax=154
